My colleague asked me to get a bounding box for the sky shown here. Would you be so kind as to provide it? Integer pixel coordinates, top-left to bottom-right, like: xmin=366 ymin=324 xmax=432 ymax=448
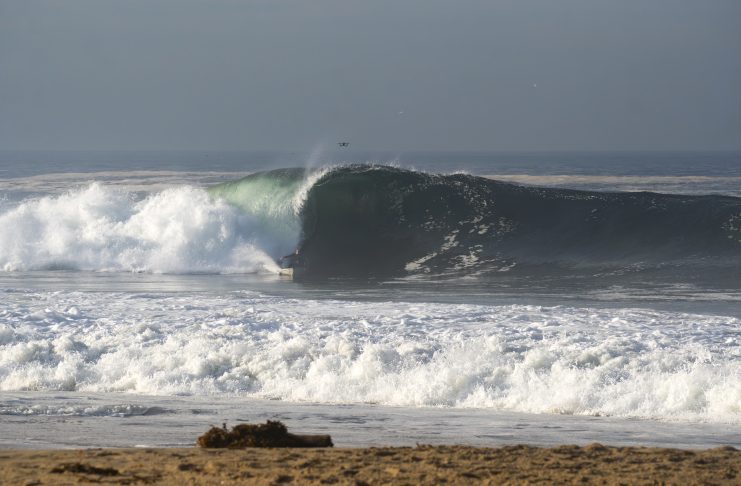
xmin=1 ymin=0 xmax=740 ymax=152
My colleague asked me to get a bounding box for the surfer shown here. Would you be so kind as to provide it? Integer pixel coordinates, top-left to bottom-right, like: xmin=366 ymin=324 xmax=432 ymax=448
xmin=278 ymin=249 xmax=303 ymax=278
xmin=280 ymin=249 xmax=301 ymax=269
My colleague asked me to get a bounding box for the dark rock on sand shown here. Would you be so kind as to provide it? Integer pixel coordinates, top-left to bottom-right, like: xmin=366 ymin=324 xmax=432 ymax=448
xmin=196 ymin=421 xmax=333 ymax=448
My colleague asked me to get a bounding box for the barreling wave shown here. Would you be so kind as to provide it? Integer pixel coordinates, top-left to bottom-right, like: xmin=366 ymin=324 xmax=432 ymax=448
xmin=2 ymin=164 xmax=741 ymax=277
xmin=292 ymin=165 xmax=741 ymax=277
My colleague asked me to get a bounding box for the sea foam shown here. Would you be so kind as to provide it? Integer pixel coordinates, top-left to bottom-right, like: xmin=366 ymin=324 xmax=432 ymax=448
xmin=1 ymin=289 xmax=738 ymax=423
xmin=0 ymin=184 xmax=286 ymax=273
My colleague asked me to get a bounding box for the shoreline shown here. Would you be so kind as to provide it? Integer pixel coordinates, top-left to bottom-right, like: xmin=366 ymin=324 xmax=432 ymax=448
xmin=3 ymin=391 xmax=740 ymax=451
xmin=1 ymin=444 xmax=738 ymax=485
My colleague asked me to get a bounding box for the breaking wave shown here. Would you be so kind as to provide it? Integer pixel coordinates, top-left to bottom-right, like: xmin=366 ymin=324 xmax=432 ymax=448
xmin=1 ymin=164 xmax=741 ymax=277
xmin=0 ymin=184 xmax=282 ymax=273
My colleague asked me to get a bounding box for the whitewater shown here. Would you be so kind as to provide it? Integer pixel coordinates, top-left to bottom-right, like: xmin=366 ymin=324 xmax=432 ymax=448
xmin=1 ymin=152 xmax=740 ymax=448
xmin=1 ymin=289 xmax=739 ymax=422
xmin=0 ymin=184 xmax=280 ymax=273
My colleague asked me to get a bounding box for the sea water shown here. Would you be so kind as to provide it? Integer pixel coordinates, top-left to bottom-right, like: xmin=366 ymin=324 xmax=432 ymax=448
xmin=0 ymin=150 xmax=739 ymax=449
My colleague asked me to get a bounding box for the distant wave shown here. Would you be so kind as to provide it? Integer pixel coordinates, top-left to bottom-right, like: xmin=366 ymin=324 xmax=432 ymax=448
xmin=0 ymin=170 xmax=250 ymax=195
xmin=483 ymin=174 xmax=741 ymax=196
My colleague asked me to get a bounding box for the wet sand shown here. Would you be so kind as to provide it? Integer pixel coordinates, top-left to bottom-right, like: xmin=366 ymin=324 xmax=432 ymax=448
xmin=0 ymin=444 xmax=738 ymax=485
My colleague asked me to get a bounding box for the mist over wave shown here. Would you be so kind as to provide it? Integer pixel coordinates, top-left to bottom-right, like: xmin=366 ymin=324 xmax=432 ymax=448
xmin=0 ymin=184 xmax=283 ymax=273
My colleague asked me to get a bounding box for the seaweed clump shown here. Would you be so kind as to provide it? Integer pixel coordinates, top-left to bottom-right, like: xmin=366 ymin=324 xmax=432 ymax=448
xmin=197 ymin=421 xmax=333 ymax=448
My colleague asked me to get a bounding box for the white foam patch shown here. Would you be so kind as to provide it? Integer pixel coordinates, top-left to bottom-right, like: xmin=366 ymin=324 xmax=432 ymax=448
xmin=0 ymin=403 xmax=168 ymax=417
xmin=0 ymin=290 xmax=738 ymax=423
xmin=0 ymin=184 xmax=282 ymax=273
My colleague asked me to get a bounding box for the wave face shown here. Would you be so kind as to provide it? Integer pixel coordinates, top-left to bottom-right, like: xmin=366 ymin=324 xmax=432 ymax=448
xmin=296 ymin=165 xmax=741 ymax=277
xmin=1 ymin=289 xmax=738 ymax=423
xmin=207 ymin=168 xmax=313 ymax=259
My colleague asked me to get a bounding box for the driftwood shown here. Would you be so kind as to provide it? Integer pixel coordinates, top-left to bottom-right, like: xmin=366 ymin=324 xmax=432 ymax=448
xmin=197 ymin=421 xmax=333 ymax=448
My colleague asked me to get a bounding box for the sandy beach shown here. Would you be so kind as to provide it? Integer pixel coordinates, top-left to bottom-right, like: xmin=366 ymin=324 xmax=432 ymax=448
xmin=1 ymin=444 xmax=738 ymax=485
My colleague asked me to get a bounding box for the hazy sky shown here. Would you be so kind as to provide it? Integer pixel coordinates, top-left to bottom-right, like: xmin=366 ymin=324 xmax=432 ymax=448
xmin=1 ymin=0 xmax=740 ymax=151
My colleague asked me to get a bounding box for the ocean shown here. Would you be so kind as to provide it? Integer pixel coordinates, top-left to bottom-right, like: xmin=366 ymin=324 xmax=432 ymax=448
xmin=0 ymin=150 xmax=739 ymax=449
